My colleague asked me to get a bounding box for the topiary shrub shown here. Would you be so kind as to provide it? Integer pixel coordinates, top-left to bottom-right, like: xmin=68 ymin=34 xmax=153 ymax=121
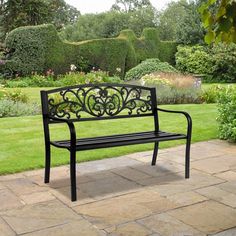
xmin=2 ymin=24 xmax=137 ymax=78
xmin=1 ymin=25 xmax=178 ymax=78
xmin=125 ymin=58 xmax=177 ymax=81
xmin=159 ymin=41 xmax=178 ymax=65
xmin=217 ymin=86 xmax=236 ymax=142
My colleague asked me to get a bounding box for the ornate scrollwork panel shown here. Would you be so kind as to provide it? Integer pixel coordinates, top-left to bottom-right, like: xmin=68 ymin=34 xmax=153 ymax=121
xmin=48 ymin=85 xmax=153 ymax=120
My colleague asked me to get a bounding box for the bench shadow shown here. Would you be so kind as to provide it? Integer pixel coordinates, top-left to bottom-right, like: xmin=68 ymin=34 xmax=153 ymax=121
xmin=49 ymin=162 xmax=184 ymax=201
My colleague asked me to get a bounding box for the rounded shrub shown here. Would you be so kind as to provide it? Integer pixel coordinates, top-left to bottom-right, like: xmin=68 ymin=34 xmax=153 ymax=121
xmin=211 ymin=43 xmax=236 ymax=82
xmin=125 ymin=58 xmax=177 ymax=81
xmin=175 ymin=45 xmax=213 ymax=75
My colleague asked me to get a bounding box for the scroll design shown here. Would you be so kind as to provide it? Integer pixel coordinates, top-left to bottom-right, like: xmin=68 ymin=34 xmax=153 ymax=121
xmin=48 ymin=85 xmax=152 ymax=119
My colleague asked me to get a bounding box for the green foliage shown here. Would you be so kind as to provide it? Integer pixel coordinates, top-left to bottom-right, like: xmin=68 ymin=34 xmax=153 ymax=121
xmin=175 ymin=45 xmax=213 ymax=74
xmin=0 ymin=99 xmax=40 ymax=117
xmin=210 ymin=43 xmax=236 ymax=82
xmin=176 ymin=1 xmax=205 ymax=45
xmin=2 ymin=71 xmax=122 ymax=88
xmin=59 ymin=8 xmax=156 ymax=42
xmin=176 ymin=43 xmax=236 ymax=82
xmin=159 ymin=41 xmax=178 ymax=65
xmin=157 ymin=0 xmax=188 ymax=41
xmin=1 ymin=24 xmax=177 ymax=78
xmin=125 ymin=58 xmax=177 ymax=81
xmin=199 ymin=0 xmax=236 ymax=44
xmin=217 ymin=86 xmax=236 ymax=142
xmin=201 ymin=85 xmax=224 ymax=103
xmin=0 ymin=0 xmax=80 ymax=40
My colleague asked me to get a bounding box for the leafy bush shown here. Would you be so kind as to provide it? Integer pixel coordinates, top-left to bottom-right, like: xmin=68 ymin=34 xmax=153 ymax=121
xmin=211 ymin=43 xmax=236 ymax=82
xmin=175 ymin=43 xmax=236 ymax=82
xmin=217 ymin=86 xmax=236 ymax=142
xmin=125 ymin=58 xmax=177 ymax=81
xmin=201 ymin=85 xmax=225 ymax=103
xmin=0 ymin=85 xmax=29 ymax=103
xmin=140 ymin=72 xmax=202 ymax=104
xmin=0 ymin=99 xmax=40 ymax=117
xmin=175 ymin=45 xmax=212 ymax=75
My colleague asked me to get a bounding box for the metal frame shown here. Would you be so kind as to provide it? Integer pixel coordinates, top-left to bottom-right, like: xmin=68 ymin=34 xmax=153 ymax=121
xmin=41 ymin=83 xmax=192 ymax=201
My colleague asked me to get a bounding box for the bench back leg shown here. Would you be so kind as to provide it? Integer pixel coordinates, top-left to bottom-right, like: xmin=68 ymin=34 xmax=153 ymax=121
xmin=44 ymin=144 xmax=51 ymax=183
xmin=70 ymin=150 xmax=77 ymax=201
xmin=151 ymin=142 xmax=159 ymax=166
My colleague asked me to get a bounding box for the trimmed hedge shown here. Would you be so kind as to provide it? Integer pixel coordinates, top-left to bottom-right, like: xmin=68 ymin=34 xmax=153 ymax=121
xmin=1 ymin=24 xmax=177 ymax=77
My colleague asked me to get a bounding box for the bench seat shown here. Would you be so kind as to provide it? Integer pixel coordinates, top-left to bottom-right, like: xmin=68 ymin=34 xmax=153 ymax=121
xmin=51 ymin=131 xmax=187 ymax=151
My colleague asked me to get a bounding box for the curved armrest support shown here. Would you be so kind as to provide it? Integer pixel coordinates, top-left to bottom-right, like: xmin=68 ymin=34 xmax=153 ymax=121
xmin=48 ymin=117 xmax=76 ymax=149
xmin=157 ymin=107 xmax=192 ymax=138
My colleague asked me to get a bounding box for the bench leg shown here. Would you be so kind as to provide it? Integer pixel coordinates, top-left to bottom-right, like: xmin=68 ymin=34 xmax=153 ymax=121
xmin=44 ymin=144 xmax=51 ymax=183
xmin=185 ymin=138 xmax=191 ymax=179
xmin=70 ymin=150 xmax=77 ymax=201
xmin=151 ymin=142 xmax=159 ymax=166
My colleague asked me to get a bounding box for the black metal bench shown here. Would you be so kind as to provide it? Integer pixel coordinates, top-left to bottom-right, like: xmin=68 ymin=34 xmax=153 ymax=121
xmin=41 ymin=83 xmax=192 ymax=201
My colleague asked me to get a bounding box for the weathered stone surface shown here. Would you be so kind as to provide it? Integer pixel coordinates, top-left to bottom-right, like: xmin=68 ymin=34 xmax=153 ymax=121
xmin=196 ymin=186 xmax=236 ymax=208
xmin=3 ymin=178 xmax=48 ymax=195
xmin=132 ymin=160 xmax=184 ymax=178
xmin=212 ymin=227 xmax=236 ymax=236
xmin=105 ymin=222 xmax=152 ymax=236
xmin=22 ymin=220 xmax=104 ymax=236
xmin=74 ymin=190 xmax=178 ymax=229
xmin=20 ymin=191 xmax=55 ymax=205
xmin=111 ymin=167 xmax=151 ymax=181
xmin=0 ymin=189 xmax=24 ymax=211
xmin=215 ymin=171 xmax=236 ymax=181
xmin=138 ymin=213 xmax=205 ymax=236
xmin=168 ymin=200 xmax=236 ymax=234
xmin=76 ymin=157 xmax=141 ymax=174
xmin=166 ymin=191 xmax=207 ymax=207
xmin=50 ymin=186 xmax=95 ymax=206
xmin=0 ymin=200 xmax=82 ymax=235
xmin=78 ymin=175 xmax=141 ymax=200
xmin=192 ymin=155 xmax=236 ymax=174
xmin=217 ymin=181 xmax=236 ymax=195
xmin=0 ymin=217 xmax=16 ymax=236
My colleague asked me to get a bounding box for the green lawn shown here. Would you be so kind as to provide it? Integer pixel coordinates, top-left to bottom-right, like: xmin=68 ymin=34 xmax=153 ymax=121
xmin=0 ymin=103 xmax=218 ymax=175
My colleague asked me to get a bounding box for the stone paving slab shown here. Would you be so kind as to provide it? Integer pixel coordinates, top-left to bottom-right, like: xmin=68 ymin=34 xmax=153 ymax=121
xmin=0 ymin=140 xmax=235 ymax=235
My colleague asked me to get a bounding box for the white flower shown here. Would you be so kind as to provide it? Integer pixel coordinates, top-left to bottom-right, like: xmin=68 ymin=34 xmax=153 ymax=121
xmin=116 ymin=67 xmax=121 ymax=73
xmin=70 ymin=64 xmax=77 ymax=71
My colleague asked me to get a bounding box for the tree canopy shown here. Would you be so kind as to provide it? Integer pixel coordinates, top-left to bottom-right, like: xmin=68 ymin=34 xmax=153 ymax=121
xmin=199 ymin=0 xmax=236 ymax=43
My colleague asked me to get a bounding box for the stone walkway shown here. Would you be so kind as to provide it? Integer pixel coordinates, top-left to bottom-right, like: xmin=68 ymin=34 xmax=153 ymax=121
xmin=0 ymin=140 xmax=236 ymax=236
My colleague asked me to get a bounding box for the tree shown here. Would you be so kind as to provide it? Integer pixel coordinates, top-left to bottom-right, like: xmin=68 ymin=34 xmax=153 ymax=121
xmin=157 ymin=0 xmax=187 ymax=41
xmin=60 ymin=8 xmax=156 ymax=42
xmin=0 ymin=0 xmax=80 ymax=40
xmin=176 ymin=0 xmax=205 ymax=44
xmin=199 ymin=0 xmax=236 ymax=43
xmin=111 ymin=0 xmax=152 ymax=12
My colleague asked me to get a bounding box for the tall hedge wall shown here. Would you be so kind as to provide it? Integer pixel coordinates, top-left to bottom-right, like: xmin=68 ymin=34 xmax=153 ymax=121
xmin=1 ymin=24 xmax=177 ymax=77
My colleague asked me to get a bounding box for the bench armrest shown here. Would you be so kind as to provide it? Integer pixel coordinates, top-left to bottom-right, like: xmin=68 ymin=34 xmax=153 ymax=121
xmin=157 ymin=107 xmax=192 ymax=137
xmin=48 ymin=116 xmax=76 ymax=149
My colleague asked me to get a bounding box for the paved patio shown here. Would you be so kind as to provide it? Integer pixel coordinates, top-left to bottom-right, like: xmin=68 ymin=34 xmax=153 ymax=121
xmin=0 ymin=140 xmax=236 ymax=236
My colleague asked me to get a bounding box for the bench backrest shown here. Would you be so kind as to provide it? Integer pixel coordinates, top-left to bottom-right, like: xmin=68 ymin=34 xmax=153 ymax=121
xmin=41 ymin=83 xmax=158 ymax=128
